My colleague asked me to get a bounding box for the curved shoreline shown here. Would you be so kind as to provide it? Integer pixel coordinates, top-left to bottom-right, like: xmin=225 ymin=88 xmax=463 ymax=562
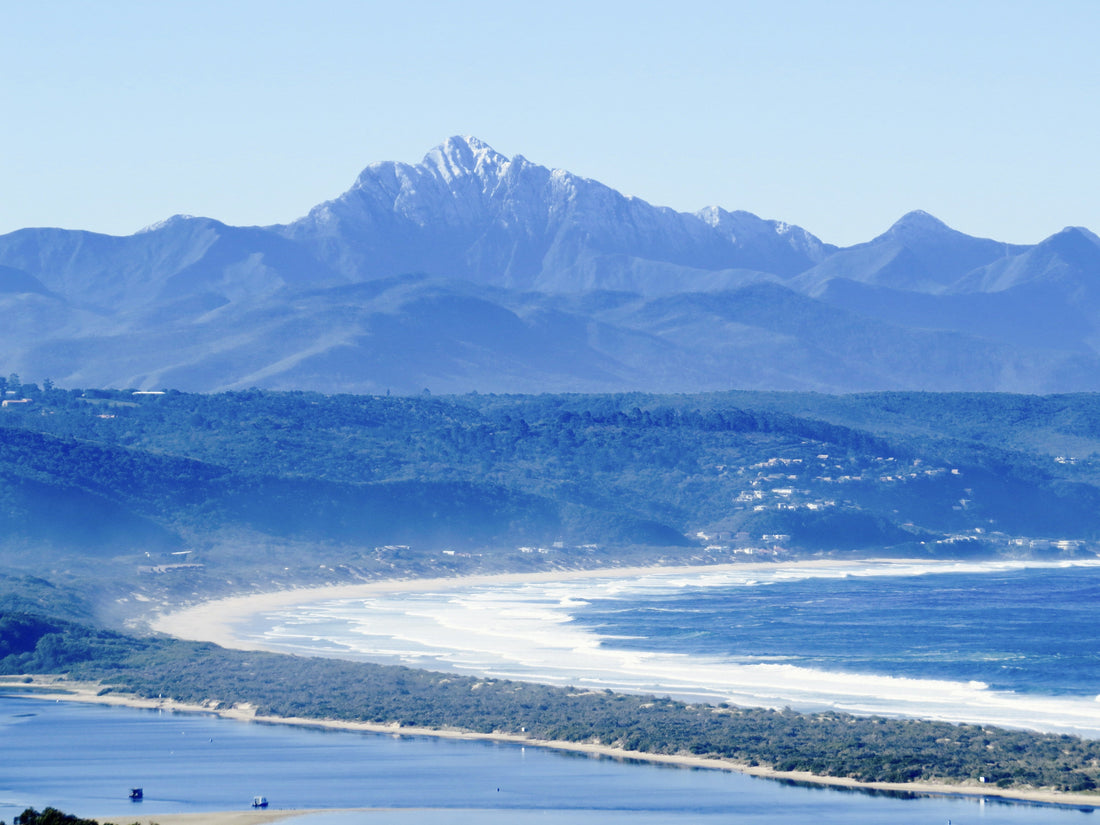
xmin=5 ymin=674 xmax=1099 ymax=813
xmin=148 ymin=557 xmax=1100 ymax=738
xmin=148 ymin=556 xmax=1018 ymax=647
xmin=33 ymin=559 xmax=1099 ymax=817
xmin=147 ymin=559 xmax=869 ymax=647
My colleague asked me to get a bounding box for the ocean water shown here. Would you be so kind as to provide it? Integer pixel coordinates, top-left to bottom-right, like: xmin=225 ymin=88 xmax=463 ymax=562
xmin=1 ymin=695 xmax=1094 ymax=824
xmin=572 ymin=564 xmax=1100 ymax=696
xmin=15 ymin=559 xmax=1100 ymax=823
xmin=238 ymin=559 xmax=1100 ymax=736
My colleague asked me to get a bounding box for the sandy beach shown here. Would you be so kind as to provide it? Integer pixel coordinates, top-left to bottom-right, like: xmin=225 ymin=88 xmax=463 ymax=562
xmin=4 ymin=673 xmax=1095 ymax=818
xmin=147 ymin=557 xmax=1100 ymax=738
xmin=147 ymin=558 xmax=914 ymax=648
xmin=4 ymin=674 xmax=1097 ymax=817
xmin=11 ymin=558 xmax=1100 ymax=814
xmin=107 ymin=811 xmax=324 ymax=825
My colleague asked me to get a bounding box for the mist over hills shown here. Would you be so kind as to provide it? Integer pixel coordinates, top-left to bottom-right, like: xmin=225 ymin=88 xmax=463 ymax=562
xmin=3 ymin=136 xmax=1100 ymax=394
xmin=6 ymin=385 xmax=1100 ymax=616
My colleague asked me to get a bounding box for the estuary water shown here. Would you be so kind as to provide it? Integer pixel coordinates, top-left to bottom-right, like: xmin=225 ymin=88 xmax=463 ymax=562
xmin=14 ymin=559 xmax=1100 ymax=823
xmin=1 ymin=694 xmax=1095 ymax=825
xmin=238 ymin=559 xmax=1100 ymax=737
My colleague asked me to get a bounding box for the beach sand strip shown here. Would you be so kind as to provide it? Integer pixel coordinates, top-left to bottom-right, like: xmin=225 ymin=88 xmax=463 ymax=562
xmin=10 ymin=560 xmax=1100 ymax=817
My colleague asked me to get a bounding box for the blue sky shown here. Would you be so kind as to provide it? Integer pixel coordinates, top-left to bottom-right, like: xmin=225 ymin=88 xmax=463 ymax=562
xmin=2 ymin=0 xmax=1098 ymax=246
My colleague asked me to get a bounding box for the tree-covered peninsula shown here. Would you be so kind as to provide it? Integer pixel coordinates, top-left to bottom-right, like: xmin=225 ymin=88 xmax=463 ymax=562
xmin=3 ymin=611 xmax=1100 ymax=796
xmin=2 ymin=385 xmax=1100 ymax=619
xmin=4 ymin=387 xmax=1100 ymax=802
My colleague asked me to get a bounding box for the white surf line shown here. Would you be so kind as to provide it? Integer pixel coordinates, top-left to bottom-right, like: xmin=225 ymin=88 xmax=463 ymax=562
xmin=203 ymin=558 xmax=1100 ymax=738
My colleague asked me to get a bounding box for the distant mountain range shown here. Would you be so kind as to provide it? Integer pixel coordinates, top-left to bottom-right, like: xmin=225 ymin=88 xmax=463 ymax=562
xmin=4 ymin=135 xmax=1100 ymax=394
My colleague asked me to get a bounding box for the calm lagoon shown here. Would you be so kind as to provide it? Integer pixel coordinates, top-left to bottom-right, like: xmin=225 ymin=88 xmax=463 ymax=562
xmin=2 ymin=695 xmax=1095 ymax=825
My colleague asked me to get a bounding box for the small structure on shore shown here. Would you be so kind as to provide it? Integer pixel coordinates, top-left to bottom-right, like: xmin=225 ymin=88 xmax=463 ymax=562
xmin=252 ymin=795 xmax=268 ymax=808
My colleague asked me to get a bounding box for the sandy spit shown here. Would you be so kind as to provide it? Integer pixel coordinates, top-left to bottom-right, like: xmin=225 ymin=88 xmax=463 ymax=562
xmin=5 ymin=677 xmax=1100 ymax=810
xmin=10 ymin=561 xmax=1100 ymax=817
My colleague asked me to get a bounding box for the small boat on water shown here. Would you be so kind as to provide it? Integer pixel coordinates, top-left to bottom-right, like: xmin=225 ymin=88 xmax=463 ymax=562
xmin=129 ymin=788 xmax=143 ymax=801
xmin=252 ymin=796 xmax=268 ymax=808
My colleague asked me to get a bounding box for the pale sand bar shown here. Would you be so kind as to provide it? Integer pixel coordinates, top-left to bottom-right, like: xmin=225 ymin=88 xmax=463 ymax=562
xmin=5 ymin=675 xmax=1098 ymax=815
xmin=148 ymin=557 xmax=1100 ymax=737
xmin=147 ymin=559 xmax=909 ymax=648
xmin=12 ymin=560 xmax=1100 ymax=816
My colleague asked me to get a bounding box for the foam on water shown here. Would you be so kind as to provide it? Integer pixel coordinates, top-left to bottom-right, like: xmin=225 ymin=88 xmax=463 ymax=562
xmin=235 ymin=559 xmax=1100 ymax=737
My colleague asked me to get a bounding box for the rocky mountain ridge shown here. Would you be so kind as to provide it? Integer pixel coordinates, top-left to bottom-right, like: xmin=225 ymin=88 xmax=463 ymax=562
xmin=2 ymin=136 xmax=1099 ymax=394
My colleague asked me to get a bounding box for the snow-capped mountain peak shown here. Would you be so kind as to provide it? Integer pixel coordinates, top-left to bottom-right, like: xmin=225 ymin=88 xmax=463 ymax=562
xmin=4 ymin=137 xmax=1100 ymax=396
xmin=281 ymin=137 xmax=838 ymax=289
xmin=421 ymin=135 xmax=508 ymax=187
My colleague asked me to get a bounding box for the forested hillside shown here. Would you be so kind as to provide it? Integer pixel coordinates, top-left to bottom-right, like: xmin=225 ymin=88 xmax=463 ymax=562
xmin=1 ymin=383 xmax=1098 ymax=620
xmin=4 ymin=612 xmax=1100 ymax=794
xmin=4 ymin=386 xmax=1100 ymax=798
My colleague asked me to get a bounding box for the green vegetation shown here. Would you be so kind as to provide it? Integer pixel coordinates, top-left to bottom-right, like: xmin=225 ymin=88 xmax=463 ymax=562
xmin=2 ymin=386 xmax=1099 ymax=621
xmin=4 ymin=387 xmax=1100 ymax=799
xmin=8 ymin=809 xmax=91 ymax=825
xmin=3 ymin=611 xmax=1100 ymax=794
xmin=5 ymin=806 xmax=136 ymax=825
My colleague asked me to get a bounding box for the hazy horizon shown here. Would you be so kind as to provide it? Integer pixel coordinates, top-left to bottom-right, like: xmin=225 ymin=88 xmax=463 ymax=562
xmin=3 ymin=2 xmax=1099 ymax=246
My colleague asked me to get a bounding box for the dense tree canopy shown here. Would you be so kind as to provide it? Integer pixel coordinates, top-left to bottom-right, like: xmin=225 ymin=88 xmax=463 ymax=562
xmin=3 ymin=612 xmax=1099 ymax=795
